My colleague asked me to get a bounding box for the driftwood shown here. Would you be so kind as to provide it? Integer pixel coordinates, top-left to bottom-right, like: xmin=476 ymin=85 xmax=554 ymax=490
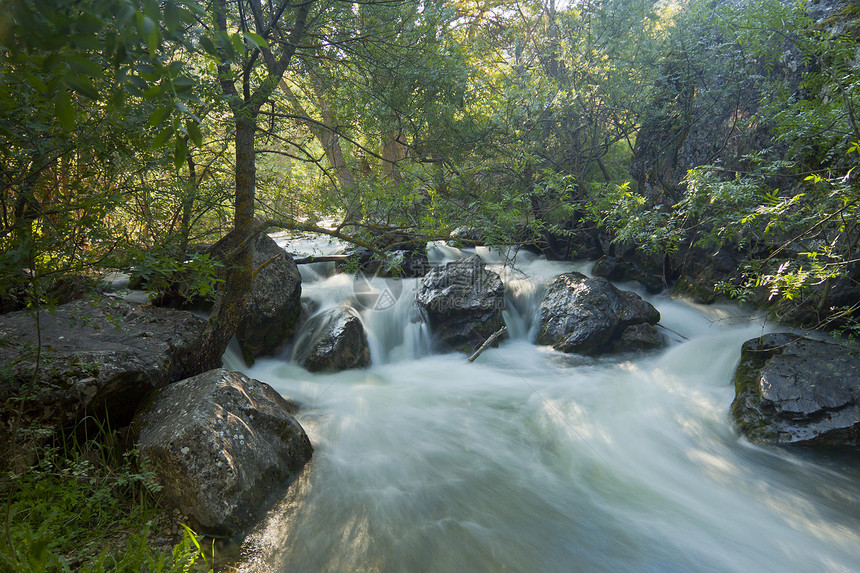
xmin=292 ymin=254 xmax=350 ymax=265
xmin=467 ymin=326 xmax=508 ymax=363
xmin=656 ymin=323 xmax=689 ymax=341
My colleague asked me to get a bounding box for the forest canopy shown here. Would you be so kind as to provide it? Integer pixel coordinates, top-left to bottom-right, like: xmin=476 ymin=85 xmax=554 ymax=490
xmin=1 ymin=0 xmax=858 ymax=335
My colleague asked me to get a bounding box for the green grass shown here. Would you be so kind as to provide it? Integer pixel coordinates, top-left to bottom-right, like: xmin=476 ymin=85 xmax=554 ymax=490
xmin=0 ymin=421 xmax=212 ymax=572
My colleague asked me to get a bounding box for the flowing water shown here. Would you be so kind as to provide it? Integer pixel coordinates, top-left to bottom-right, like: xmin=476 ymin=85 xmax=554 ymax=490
xmin=229 ymin=244 xmax=860 ymax=573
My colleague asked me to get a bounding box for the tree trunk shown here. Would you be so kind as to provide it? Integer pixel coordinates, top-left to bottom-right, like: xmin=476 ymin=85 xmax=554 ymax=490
xmin=182 ymin=112 xmax=257 ymax=376
xmin=183 ymin=0 xmax=313 ymax=377
xmin=279 ymin=78 xmax=356 ymax=194
xmin=381 ymin=123 xmax=405 ymax=185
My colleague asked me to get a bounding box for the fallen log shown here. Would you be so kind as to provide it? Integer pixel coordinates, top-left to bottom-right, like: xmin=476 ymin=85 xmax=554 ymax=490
xmin=292 ymin=254 xmax=350 ymax=265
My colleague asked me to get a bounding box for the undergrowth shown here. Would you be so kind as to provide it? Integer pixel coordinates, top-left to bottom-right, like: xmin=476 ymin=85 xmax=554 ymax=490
xmin=0 ymin=420 xmax=212 ymax=572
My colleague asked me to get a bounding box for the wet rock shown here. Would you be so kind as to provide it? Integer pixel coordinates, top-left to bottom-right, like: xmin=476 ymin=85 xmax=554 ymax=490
xmin=0 ymin=297 xmax=204 ymax=437
xmin=669 ymin=247 xmax=741 ymax=304
xmin=611 ymin=323 xmax=665 ymax=352
xmin=292 ymin=306 xmax=371 ymax=372
xmin=731 ymin=333 xmax=860 ymax=447
xmin=536 ymin=272 xmax=660 ymax=355
xmin=209 ymin=232 xmax=302 ymax=364
xmin=415 ymin=255 xmax=506 ymax=353
xmin=137 ymin=369 xmax=313 ymax=536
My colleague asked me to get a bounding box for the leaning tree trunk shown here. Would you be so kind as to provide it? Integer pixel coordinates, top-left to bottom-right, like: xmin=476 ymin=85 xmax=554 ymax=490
xmin=180 ymin=0 xmax=313 ymax=378
xmin=181 ymin=112 xmax=257 ymax=377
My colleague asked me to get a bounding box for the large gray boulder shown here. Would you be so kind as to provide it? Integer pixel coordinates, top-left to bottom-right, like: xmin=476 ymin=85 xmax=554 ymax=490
xmin=209 ymin=231 xmax=302 ymax=365
xmin=137 ymin=369 xmax=313 ymax=536
xmin=536 ymin=272 xmax=661 ymax=355
xmin=732 ymin=333 xmax=860 ymax=447
xmin=292 ymin=306 xmax=371 ymax=372
xmin=0 ymin=297 xmax=204 ymax=433
xmin=415 ymin=255 xmax=506 ymax=353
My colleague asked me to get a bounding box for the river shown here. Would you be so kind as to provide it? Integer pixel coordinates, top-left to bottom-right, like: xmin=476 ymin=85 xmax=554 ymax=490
xmin=228 ymin=243 xmax=860 ymax=572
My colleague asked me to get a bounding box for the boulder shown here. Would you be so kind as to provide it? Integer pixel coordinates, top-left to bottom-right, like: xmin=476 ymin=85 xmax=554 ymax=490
xmin=0 ymin=297 xmax=205 ymax=434
xmin=731 ymin=333 xmax=860 ymax=447
xmin=292 ymin=306 xmax=371 ymax=372
xmin=137 ymin=369 xmax=312 ymax=536
xmin=415 ymin=255 xmax=507 ymax=353
xmin=209 ymin=231 xmax=302 ymax=364
xmin=535 ymin=272 xmax=661 ymax=355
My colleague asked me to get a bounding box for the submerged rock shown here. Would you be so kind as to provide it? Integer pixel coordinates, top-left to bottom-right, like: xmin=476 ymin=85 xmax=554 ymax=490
xmin=0 ymin=297 xmax=204 ymax=434
xmin=415 ymin=255 xmax=506 ymax=354
xmin=536 ymin=272 xmax=661 ymax=355
xmin=731 ymin=333 xmax=860 ymax=447
xmin=209 ymin=232 xmax=302 ymax=365
xmin=292 ymin=306 xmax=371 ymax=372
xmin=137 ymin=369 xmax=313 ymax=536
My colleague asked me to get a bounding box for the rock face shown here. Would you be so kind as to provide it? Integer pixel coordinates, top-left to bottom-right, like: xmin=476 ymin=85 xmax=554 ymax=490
xmin=732 ymin=333 xmax=860 ymax=447
xmin=292 ymin=306 xmax=371 ymax=372
xmin=415 ymin=255 xmax=507 ymax=353
xmin=536 ymin=272 xmax=661 ymax=355
xmin=209 ymin=231 xmax=302 ymax=364
xmin=137 ymin=369 xmax=313 ymax=536
xmin=0 ymin=297 xmax=204 ymax=432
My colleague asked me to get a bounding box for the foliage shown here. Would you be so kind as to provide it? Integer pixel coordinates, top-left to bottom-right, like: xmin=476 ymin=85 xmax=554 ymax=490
xmin=0 ymin=423 xmax=211 ymax=572
xmin=580 ymin=0 xmax=860 ymax=330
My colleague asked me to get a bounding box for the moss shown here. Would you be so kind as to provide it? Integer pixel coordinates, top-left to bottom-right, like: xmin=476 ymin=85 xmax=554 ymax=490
xmin=729 ymin=335 xmax=800 ymax=444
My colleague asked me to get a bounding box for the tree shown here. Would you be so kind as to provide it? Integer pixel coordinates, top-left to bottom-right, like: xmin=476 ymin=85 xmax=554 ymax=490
xmin=0 ymin=0 xmax=205 ymax=311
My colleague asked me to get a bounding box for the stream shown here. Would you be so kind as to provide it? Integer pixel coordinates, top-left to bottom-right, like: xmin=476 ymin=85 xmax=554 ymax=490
xmin=227 ymin=243 xmax=860 ymax=572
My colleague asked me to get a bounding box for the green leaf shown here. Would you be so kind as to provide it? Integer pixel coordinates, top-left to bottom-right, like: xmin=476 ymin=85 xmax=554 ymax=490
xmin=152 ymin=125 xmax=174 ymax=148
xmin=26 ymin=74 xmax=49 ymax=93
xmin=139 ymin=14 xmax=155 ymax=38
xmin=142 ymin=84 xmax=162 ymax=98
xmin=67 ymin=55 xmax=102 ymax=76
xmin=147 ymin=106 xmax=173 ymax=127
xmin=65 ymin=74 xmax=100 ymax=100
xmin=54 ymin=89 xmax=74 ymax=131
xmin=147 ymin=28 xmax=160 ymax=58
xmin=128 ymin=75 xmax=148 ymax=90
xmin=199 ymin=36 xmax=217 ymax=57
xmin=173 ymin=136 xmax=188 ymax=168
xmin=243 ymin=32 xmax=269 ymax=50
xmin=136 ymin=64 xmax=159 ymax=81
xmin=230 ymin=33 xmax=244 ymax=56
xmin=186 ymin=120 xmax=202 ymax=147
xmin=172 ymin=76 xmax=195 ymax=89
